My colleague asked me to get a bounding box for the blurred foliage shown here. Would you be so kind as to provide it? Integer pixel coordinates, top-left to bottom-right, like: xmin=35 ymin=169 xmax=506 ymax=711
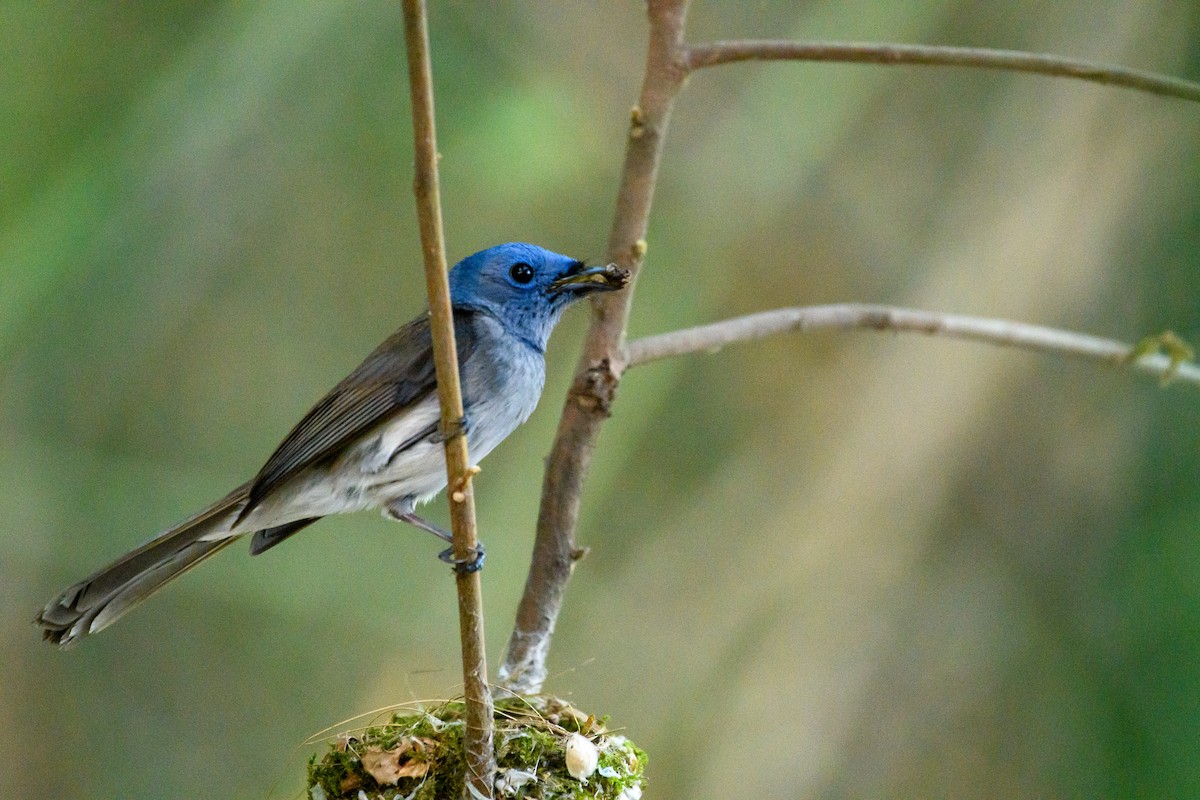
xmin=3 ymin=2 xmax=1200 ymax=797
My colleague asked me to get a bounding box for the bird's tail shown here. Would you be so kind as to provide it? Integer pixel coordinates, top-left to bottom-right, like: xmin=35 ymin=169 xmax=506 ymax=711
xmin=35 ymin=483 xmax=250 ymax=647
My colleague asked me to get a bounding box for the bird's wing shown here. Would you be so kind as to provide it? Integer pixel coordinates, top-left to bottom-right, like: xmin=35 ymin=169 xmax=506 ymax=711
xmin=237 ymin=311 xmax=481 ymax=522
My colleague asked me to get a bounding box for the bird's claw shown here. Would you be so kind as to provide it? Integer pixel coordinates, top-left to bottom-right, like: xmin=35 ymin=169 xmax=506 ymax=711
xmin=434 ymin=412 xmax=472 ymax=443
xmin=438 ymin=542 xmax=485 ymax=575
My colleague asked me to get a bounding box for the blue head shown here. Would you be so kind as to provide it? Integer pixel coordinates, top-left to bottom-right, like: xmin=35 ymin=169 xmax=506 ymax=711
xmin=448 ymin=243 xmax=626 ymax=350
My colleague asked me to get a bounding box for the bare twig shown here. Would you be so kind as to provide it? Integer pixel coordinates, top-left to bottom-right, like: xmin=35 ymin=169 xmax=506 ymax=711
xmin=624 ymin=304 xmax=1200 ymax=385
xmin=401 ymin=0 xmax=494 ymax=795
xmin=498 ymin=0 xmax=693 ymax=695
xmin=500 ymin=5 xmax=1200 ymax=697
xmin=685 ymin=41 xmax=1200 ymax=103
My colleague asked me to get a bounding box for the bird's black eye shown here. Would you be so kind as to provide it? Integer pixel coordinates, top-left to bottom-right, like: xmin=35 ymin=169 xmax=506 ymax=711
xmin=509 ymin=262 xmax=535 ymax=285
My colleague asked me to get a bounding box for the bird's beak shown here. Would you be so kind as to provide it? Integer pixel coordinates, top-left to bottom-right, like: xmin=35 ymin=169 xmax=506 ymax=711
xmin=550 ymin=263 xmax=631 ymax=294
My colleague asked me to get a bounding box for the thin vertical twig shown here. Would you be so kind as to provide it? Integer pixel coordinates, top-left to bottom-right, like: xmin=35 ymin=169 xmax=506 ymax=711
xmin=401 ymin=0 xmax=494 ymax=795
xmin=498 ymin=0 xmax=693 ymax=694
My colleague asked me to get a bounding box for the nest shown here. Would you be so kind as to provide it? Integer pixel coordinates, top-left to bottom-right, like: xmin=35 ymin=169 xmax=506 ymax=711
xmin=308 ymin=695 xmax=645 ymax=799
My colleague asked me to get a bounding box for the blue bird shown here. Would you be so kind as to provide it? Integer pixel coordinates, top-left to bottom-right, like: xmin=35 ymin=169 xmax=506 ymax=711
xmin=36 ymin=243 xmax=628 ymax=646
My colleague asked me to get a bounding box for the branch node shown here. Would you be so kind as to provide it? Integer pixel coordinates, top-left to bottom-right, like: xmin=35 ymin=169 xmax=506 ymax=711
xmin=629 ymin=104 xmax=646 ymax=139
xmin=451 ymin=465 xmax=482 ymax=501
xmin=570 ymin=546 xmax=590 ymax=563
xmin=862 ymin=309 xmax=891 ymax=330
xmin=569 ymin=359 xmax=622 ymax=416
xmin=1126 ymin=330 xmax=1195 ymax=385
xmin=632 ymin=239 xmax=648 ymax=258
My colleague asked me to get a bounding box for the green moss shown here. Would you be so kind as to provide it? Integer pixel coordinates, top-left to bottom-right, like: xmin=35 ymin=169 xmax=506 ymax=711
xmin=307 ymin=696 xmax=646 ymax=800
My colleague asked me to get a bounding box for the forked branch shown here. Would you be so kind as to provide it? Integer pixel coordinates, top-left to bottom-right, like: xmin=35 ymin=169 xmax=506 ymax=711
xmin=500 ymin=0 xmax=1200 ymax=697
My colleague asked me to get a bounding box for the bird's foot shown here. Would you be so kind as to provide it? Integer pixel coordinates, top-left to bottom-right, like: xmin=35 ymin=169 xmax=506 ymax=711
xmin=433 ymin=411 xmax=472 ymax=443
xmin=439 ymin=542 xmax=486 ymax=575
xmin=385 ymin=499 xmax=485 ymax=573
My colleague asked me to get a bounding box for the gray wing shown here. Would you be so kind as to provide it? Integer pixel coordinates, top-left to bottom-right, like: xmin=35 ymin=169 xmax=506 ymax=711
xmin=236 ymin=311 xmax=480 ymax=523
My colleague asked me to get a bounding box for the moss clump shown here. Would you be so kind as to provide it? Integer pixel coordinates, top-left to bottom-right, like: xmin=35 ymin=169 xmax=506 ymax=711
xmin=308 ymin=695 xmax=646 ymax=800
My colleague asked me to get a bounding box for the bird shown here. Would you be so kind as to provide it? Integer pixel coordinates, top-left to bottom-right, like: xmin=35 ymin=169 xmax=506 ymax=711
xmin=35 ymin=242 xmax=629 ymax=647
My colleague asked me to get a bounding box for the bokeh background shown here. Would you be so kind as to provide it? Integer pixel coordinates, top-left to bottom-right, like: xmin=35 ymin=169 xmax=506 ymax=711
xmin=4 ymin=2 xmax=1200 ymax=797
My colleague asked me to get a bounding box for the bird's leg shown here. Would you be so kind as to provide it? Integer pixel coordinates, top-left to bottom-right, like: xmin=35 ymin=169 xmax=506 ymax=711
xmin=385 ymin=498 xmax=452 ymax=542
xmin=384 ymin=497 xmax=485 ymax=574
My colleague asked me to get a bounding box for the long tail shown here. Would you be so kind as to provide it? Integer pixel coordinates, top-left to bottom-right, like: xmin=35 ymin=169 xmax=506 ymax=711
xmin=35 ymin=483 xmax=251 ymax=648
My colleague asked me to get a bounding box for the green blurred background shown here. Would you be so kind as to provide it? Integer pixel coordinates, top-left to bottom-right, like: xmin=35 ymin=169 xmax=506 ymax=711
xmin=4 ymin=2 xmax=1200 ymax=797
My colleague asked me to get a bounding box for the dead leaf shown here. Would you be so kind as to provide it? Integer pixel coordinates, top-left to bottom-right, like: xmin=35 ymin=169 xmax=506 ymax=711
xmin=396 ymin=760 xmax=430 ymax=779
xmin=362 ymin=748 xmax=403 ymax=785
xmin=361 ymin=738 xmax=435 ymax=785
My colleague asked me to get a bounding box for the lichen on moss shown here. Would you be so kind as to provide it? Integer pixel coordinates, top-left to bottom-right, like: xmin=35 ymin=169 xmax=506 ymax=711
xmin=307 ymin=696 xmax=645 ymax=800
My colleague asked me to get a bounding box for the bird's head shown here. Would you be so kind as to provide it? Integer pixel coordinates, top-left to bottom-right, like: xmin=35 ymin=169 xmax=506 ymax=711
xmin=448 ymin=243 xmax=629 ymax=350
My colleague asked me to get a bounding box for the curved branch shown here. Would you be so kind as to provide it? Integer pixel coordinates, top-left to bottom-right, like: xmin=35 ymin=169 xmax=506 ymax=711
xmin=625 ymin=304 xmax=1200 ymax=385
xmin=685 ymin=41 xmax=1200 ymax=103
